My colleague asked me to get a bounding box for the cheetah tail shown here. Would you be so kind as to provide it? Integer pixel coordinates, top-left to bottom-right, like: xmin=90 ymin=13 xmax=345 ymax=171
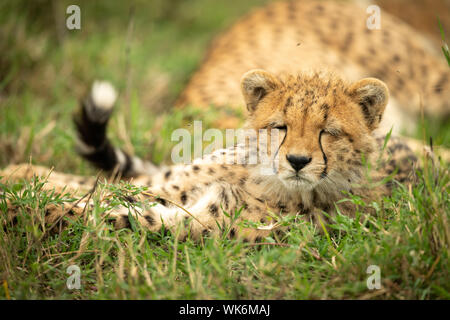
xmin=73 ymin=81 xmax=157 ymax=177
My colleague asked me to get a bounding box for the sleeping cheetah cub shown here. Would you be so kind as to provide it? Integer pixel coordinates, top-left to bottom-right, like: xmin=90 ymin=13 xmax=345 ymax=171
xmin=2 ymin=70 xmax=420 ymax=241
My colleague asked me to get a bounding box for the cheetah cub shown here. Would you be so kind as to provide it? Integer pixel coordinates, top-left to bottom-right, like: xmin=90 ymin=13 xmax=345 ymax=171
xmin=2 ymin=70 xmax=419 ymax=241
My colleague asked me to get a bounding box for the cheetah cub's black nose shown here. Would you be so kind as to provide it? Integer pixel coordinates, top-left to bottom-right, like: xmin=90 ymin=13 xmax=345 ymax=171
xmin=286 ymin=155 xmax=312 ymax=172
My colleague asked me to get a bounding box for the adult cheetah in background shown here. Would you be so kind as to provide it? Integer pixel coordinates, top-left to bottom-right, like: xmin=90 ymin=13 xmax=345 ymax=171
xmin=177 ymin=0 xmax=449 ymax=134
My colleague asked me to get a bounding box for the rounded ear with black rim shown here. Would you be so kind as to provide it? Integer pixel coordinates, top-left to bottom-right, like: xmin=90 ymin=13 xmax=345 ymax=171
xmin=241 ymin=69 xmax=281 ymax=112
xmin=348 ymin=78 xmax=389 ymax=131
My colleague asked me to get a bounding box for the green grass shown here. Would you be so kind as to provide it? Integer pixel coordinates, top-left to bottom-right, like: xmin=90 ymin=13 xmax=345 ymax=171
xmin=0 ymin=0 xmax=449 ymax=299
xmin=438 ymin=17 xmax=450 ymax=66
xmin=1 ymin=156 xmax=449 ymax=299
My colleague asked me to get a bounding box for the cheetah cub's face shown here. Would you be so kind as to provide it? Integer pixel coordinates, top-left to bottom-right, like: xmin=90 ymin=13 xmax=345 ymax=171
xmin=241 ymin=70 xmax=389 ymax=191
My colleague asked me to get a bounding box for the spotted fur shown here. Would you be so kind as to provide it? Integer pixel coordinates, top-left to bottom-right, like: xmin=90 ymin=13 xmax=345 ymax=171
xmin=2 ymin=71 xmax=426 ymax=241
xmin=2 ymin=0 xmax=447 ymax=241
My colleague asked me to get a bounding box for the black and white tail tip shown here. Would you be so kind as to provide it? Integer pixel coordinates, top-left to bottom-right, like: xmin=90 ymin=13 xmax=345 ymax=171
xmin=86 ymin=80 xmax=117 ymax=123
xmin=73 ymin=81 xmax=156 ymax=177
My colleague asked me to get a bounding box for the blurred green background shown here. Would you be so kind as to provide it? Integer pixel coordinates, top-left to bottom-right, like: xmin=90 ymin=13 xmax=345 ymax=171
xmin=0 ymin=0 xmax=275 ymax=173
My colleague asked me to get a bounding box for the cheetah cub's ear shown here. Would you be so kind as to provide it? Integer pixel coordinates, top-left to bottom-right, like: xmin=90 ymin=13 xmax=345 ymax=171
xmin=241 ymin=69 xmax=281 ymax=112
xmin=348 ymin=78 xmax=389 ymax=131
